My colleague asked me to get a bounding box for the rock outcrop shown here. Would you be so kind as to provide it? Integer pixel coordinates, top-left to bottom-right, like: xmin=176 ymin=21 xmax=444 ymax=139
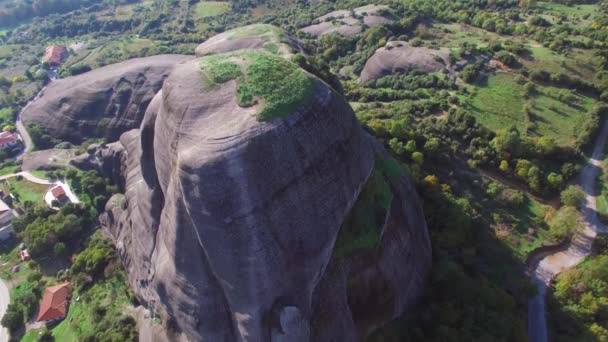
xmin=21 ymin=54 xmax=192 ymax=144
xmin=301 ymin=5 xmax=394 ymax=38
xmin=360 ymin=41 xmax=450 ymax=83
xmin=195 ymin=24 xmax=302 ymax=58
xmin=97 ymin=47 xmax=431 ymax=341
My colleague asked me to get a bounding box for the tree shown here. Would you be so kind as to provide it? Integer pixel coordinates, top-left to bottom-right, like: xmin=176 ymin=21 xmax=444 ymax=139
xmin=549 ymin=206 xmax=581 ymax=241
xmin=1 ymin=304 xmax=23 ymax=333
xmin=405 ymin=140 xmax=417 ymax=153
xmin=424 ymin=175 xmax=439 ymax=189
xmin=412 ymin=152 xmax=424 ymax=165
xmin=561 ymin=185 xmax=585 ymax=207
xmin=499 ymin=160 xmax=510 ymax=172
xmin=547 ymin=172 xmax=564 ymax=190
xmin=389 ymin=138 xmax=405 ymax=155
xmin=424 ymin=138 xmax=440 ymax=154
xmin=54 ymin=242 xmax=66 ymax=256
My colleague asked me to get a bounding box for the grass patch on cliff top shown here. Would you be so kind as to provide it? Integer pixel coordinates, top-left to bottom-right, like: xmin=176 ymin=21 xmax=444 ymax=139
xmin=200 ymin=51 xmax=314 ymax=121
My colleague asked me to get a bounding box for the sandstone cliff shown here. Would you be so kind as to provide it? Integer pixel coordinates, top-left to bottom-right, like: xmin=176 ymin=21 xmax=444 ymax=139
xmin=21 ymin=54 xmax=192 ymax=144
xmin=95 ymin=48 xmax=431 ymax=341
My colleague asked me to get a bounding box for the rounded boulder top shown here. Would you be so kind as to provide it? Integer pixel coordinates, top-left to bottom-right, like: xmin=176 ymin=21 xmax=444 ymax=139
xmin=195 ymin=24 xmax=302 ymax=58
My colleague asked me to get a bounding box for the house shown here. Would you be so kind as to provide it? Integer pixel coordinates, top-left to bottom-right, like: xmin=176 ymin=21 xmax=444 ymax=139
xmin=50 ymin=185 xmax=67 ymax=201
xmin=36 ymin=282 xmax=71 ymax=323
xmin=43 ymin=45 xmax=68 ymax=67
xmin=0 ymin=131 xmax=19 ymax=150
xmin=19 ymin=249 xmax=29 ymax=261
xmin=0 ymin=198 xmax=13 ymax=241
xmin=45 ymin=184 xmax=71 ymax=209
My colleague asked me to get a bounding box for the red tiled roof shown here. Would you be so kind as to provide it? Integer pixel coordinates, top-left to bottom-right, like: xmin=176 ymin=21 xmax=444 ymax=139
xmin=37 ymin=282 xmax=71 ymax=322
xmin=43 ymin=46 xmax=67 ymax=66
xmin=51 ymin=185 xmax=66 ymax=199
xmin=0 ymin=132 xmax=17 ymax=146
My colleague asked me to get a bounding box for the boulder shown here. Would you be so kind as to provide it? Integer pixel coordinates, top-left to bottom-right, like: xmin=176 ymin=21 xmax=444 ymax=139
xmin=21 ymin=54 xmax=193 ymax=144
xmin=99 ymin=49 xmax=431 ymax=341
xmin=301 ymin=5 xmax=394 ymax=38
xmin=195 ymin=24 xmax=302 ymax=57
xmin=360 ymin=41 xmax=450 ymax=83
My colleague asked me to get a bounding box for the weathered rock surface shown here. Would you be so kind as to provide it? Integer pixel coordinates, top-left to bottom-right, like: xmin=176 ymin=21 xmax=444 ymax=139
xmin=360 ymin=41 xmax=450 ymax=83
xmin=21 ymin=54 xmax=192 ymax=144
xmin=301 ymin=5 xmax=394 ymax=38
xmin=195 ymin=24 xmax=302 ymax=57
xmin=94 ymin=46 xmax=430 ymax=341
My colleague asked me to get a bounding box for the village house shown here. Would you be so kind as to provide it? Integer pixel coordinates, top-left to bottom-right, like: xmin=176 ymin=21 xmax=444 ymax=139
xmin=0 ymin=131 xmax=20 ymax=150
xmin=44 ymin=184 xmax=70 ymax=209
xmin=36 ymin=282 xmax=71 ymax=323
xmin=43 ymin=45 xmax=68 ymax=67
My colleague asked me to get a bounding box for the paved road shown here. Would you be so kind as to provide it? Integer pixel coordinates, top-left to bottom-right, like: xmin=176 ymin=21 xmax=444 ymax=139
xmin=14 ymin=85 xmax=46 ymax=160
xmin=0 ymin=274 xmax=8 ymax=342
xmin=528 ymin=120 xmax=608 ymax=342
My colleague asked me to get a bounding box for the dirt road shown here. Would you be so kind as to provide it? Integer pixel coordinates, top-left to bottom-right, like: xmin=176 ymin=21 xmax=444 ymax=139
xmin=528 ymin=120 xmax=608 ymax=342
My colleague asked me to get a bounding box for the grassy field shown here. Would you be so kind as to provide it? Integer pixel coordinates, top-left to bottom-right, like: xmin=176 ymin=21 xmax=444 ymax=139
xmin=465 ymin=73 xmax=595 ymax=146
xmin=435 ymin=23 xmax=506 ymax=50
xmin=193 ymin=1 xmax=230 ymax=19
xmin=522 ymin=46 xmax=597 ymax=80
xmin=535 ymin=2 xmax=597 ymax=17
xmin=465 ymin=73 xmax=526 ymax=132
xmin=0 ymin=177 xmax=49 ymax=204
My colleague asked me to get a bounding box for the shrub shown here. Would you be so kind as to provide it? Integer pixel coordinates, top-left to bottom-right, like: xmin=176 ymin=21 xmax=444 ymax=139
xmin=560 ymin=186 xmax=585 ymax=208
xmin=549 ymin=206 xmax=581 ymax=242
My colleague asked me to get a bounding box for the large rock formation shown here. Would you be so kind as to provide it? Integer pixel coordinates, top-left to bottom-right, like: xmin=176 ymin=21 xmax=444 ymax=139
xmin=301 ymin=5 xmax=394 ymax=38
xmin=96 ymin=47 xmax=431 ymax=341
xmin=195 ymin=24 xmax=302 ymax=58
xmin=21 ymin=54 xmax=192 ymax=144
xmin=360 ymin=41 xmax=450 ymax=83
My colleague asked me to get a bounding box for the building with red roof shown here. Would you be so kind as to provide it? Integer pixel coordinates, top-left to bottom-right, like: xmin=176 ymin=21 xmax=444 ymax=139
xmin=0 ymin=131 xmax=19 ymax=150
xmin=43 ymin=46 xmax=68 ymax=67
xmin=37 ymin=282 xmax=71 ymax=322
xmin=50 ymin=185 xmax=67 ymax=201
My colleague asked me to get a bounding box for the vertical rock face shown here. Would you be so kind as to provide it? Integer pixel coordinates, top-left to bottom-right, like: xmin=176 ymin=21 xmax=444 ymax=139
xmin=95 ymin=43 xmax=431 ymax=341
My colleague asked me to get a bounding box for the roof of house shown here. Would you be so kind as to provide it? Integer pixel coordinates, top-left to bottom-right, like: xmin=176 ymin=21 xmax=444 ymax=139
xmin=0 ymin=132 xmax=18 ymax=146
xmin=50 ymin=185 xmax=66 ymax=199
xmin=37 ymin=282 xmax=71 ymax=322
xmin=43 ymin=45 xmax=68 ymax=66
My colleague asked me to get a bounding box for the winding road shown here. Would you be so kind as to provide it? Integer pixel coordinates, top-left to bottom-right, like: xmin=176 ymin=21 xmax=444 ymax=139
xmin=528 ymin=120 xmax=608 ymax=342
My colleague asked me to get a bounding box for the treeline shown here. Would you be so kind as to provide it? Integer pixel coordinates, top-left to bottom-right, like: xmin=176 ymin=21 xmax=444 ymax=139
xmin=0 ymin=0 xmax=138 ymax=27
